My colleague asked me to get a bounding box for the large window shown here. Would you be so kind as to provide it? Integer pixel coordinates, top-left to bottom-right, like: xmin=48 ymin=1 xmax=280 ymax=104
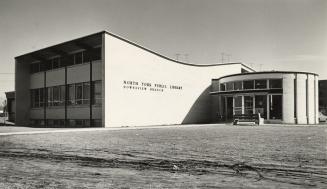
xmin=255 ymin=80 xmax=267 ymax=89
xmin=234 ymin=81 xmax=242 ymax=90
xmin=47 ymin=85 xmax=65 ymax=107
xmin=269 ymin=79 xmax=282 ymax=89
xmin=243 ymin=80 xmax=254 ymax=90
xmin=31 ymin=88 xmax=44 ymax=108
xmin=234 ymin=96 xmax=242 ymax=115
xmin=68 ymin=84 xmax=75 ymax=105
xmin=92 ymin=80 xmax=102 ymax=105
xmin=28 ymin=47 xmax=102 ymax=73
xmin=226 ymin=82 xmax=234 ymax=91
xmin=244 ymin=96 xmax=253 ymax=114
xmin=269 ymin=95 xmax=282 ymax=119
xmin=75 ymin=83 xmax=83 ymax=104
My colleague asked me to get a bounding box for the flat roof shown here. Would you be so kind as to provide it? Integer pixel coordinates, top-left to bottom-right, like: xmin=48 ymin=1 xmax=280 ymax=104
xmin=15 ymin=30 xmax=255 ymax=70
xmin=213 ymin=71 xmax=318 ymax=81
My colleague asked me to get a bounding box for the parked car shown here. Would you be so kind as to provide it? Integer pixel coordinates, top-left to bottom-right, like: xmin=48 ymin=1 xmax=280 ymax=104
xmin=319 ymin=111 xmax=327 ymax=122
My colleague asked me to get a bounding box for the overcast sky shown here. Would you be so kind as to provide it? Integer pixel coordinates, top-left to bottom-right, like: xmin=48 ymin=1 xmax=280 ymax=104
xmin=0 ymin=0 xmax=326 ymax=100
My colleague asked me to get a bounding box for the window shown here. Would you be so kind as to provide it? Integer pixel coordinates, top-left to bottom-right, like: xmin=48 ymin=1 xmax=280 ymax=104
xmin=244 ymin=96 xmax=253 ymax=114
xmin=83 ymin=82 xmax=90 ymax=104
xmin=52 ymin=57 xmax=60 ymax=69
xmin=60 ymin=85 xmax=65 ymax=106
xmin=234 ymin=81 xmax=242 ymax=90
xmin=74 ymin=52 xmax=83 ymax=64
xmin=47 ymin=87 xmax=53 ymax=106
xmin=269 ymin=95 xmax=282 ymax=119
xmin=234 ymin=96 xmax=242 ymax=115
xmin=92 ymin=119 xmax=102 ymax=127
xmin=52 ymin=86 xmax=60 ymax=106
xmin=31 ymin=88 xmax=43 ymax=108
xmin=75 ymin=83 xmax=83 ymax=105
xmin=46 ymin=60 xmax=52 ymax=70
xmin=243 ymin=80 xmax=254 ymax=90
xmin=255 ymin=80 xmax=267 ymax=89
xmin=92 ymin=80 xmax=102 ymax=105
xmin=226 ymin=82 xmax=233 ymax=91
xmin=30 ymin=63 xmax=40 ymax=73
xmin=68 ymin=84 xmax=75 ymax=105
xmin=220 ymin=84 xmax=226 ymax=91
xmin=269 ymin=79 xmax=282 ymax=89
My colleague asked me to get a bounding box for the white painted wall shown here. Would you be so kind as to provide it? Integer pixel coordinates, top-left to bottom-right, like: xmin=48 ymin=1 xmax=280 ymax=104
xmin=283 ymin=74 xmax=295 ymax=124
xmin=307 ymin=74 xmax=315 ymax=124
xmin=104 ymin=34 xmax=249 ymax=127
xmin=296 ymin=74 xmax=307 ymax=124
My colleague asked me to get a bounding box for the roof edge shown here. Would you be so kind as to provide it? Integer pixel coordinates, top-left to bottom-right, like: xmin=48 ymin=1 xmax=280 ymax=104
xmin=212 ymin=71 xmax=319 ymax=81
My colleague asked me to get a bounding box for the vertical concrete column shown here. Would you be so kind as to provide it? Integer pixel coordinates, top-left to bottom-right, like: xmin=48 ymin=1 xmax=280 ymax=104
xmin=15 ymin=59 xmax=31 ymax=126
xmin=296 ymin=74 xmax=307 ymax=124
xmin=282 ymin=74 xmax=295 ymax=124
xmin=307 ymin=74 xmax=315 ymax=124
xmin=315 ymin=75 xmax=319 ymax=124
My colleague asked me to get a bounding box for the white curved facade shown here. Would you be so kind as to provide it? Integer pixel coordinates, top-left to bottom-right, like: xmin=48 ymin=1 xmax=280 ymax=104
xmin=211 ymin=72 xmax=319 ymax=124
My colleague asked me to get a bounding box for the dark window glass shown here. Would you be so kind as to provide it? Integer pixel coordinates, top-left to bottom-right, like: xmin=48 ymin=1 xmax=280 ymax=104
xmin=255 ymin=80 xmax=267 ymax=89
xmin=269 ymin=95 xmax=282 ymax=119
xmin=83 ymin=50 xmax=92 ymax=63
xmin=83 ymin=82 xmax=90 ymax=104
xmin=75 ymin=83 xmax=83 ymax=104
xmin=60 ymin=85 xmax=65 ymax=106
xmin=52 ymin=58 xmax=60 ymax=69
xmin=234 ymin=96 xmax=242 ymax=115
xmin=75 ymin=52 xmax=83 ymax=64
xmin=244 ymin=96 xmax=253 ymax=114
xmin=92 ymin=80 xmax=102 ymax=105
xmin=31 ymin=90 xmax=35 ymax=107
xmin=92 ymin=119 xmax=102 ymax=127
xmin=40 ymin=88 xmax=44 ymax=107
xmin=84 ymin=119 xmax=90 ymax=127
xmin=92 ymin=47 xmax=101 ymax=61
xmin=47 ymin=87 xmax=53 ymax=106
xmin=220 ymin=84 xmax=225 ymax=91
xmin=243 ymin=80 xmax=254 ymax=90
xmin=269 ymin=79 xmax=282 ymax=89
xmin=64 ymin=55 xmax=74 ymax=66
xmin=226 ymin=82 xmax=233 ymax=91
xmin=46 ymin=60 xmax=52 ymax=70
xmin=53 ymin=86 xmax=60 ymax=106
xmin=30 ymin=63 xmax=40 ymax=73
xmin=68 ymin=84 xmax=75 ymax=105
xmin=234 ymin=81 xmax=242 ymax=90
xmin=255 ymin=95 xmax=267 ymax=119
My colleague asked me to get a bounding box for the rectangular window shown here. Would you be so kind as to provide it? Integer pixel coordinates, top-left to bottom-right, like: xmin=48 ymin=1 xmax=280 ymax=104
xmin=255 ymin=80 xmax=267 ymax=89
xmin=243 ymin=80 xmax=254 ymax=90
xmin=92 ymin=80 xmax=102 ymax=105
xmin=226 ymin=82 xmax=234 ymax=91
xmin=244 ymin=96 xmax=253 ymax=114
xmin=74 ymin=52 xmax=83 ymax=64
xmin=92 ymin=47 xmax=101 ymax=61
xmin=40 ymin=88 xmax=44 ymax=107
xmin=52 ymin=57 xmax=60 ymax=69
xmin=234 ymin=96 xmax=242 ymax=115
xmin=47 ymin=87 xmax=53 ymax=106
xmin=234 ymin=81 xmax=242 ymax=90
xmin=53 ymin=86 xmax=60 ymax=106
xmin=83 ymin=82 xmax=90 ymax=104
xmin=220 ymin=83 xmax=226 ymax=91
xmin=269 ymin=79 xmax=282 ymax=89
xmin=269 ymin=95 xmax=282 ymax=119
xmin=46 ymin=60 xmax=52 ymax=70
xmin=75 ymin=83 xmax=83 ymax=105
xmin=60 ymin=85 xmax=65 ymax=106
xmin=68 ymin=84 xmax=75 ymax=105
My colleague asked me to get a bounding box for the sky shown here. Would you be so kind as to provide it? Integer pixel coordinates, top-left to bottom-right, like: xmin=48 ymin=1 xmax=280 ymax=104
xmin=0 ymin=0 xmax=326 ymax=101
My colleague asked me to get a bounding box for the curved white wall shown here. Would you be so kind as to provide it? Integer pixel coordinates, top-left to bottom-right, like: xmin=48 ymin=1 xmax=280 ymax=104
xmin=104 ymin=34 xmax=252 ymax=127
xmin=212 ymin=72 xmax=318 ymax=124
xmin=283 ymin=74 xmax=295 ymax=124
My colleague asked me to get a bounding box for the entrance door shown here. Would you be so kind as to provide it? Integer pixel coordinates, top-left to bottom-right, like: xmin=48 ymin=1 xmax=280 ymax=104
xmin=269 ymin=95 xmax=282 ymax=120
xmin=255 ymin=95 xmax=267 ymax=119
xmin=226 ymin=97 xmax=233 ymax=121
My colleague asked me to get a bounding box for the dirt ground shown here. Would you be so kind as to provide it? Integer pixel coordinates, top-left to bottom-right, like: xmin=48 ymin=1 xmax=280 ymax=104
xmin=0 ymin=124 xmax=326 ymax=188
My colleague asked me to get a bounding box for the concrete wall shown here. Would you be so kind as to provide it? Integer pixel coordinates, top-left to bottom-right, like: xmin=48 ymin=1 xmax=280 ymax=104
xmin=296 ymin=74 xmax=307 ymax=124
xmin=104 ymin=33 xmax=250 ymax=127
xmin=283 ymin=74 xmax=295 ymax=124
